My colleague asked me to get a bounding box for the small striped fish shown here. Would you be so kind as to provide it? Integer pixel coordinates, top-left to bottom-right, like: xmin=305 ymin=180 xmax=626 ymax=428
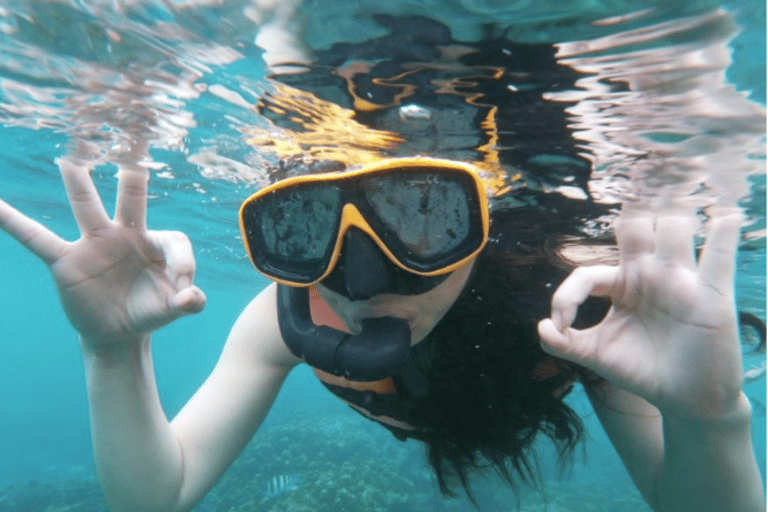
xmin=264 ymin=474 xmax=300 ymax=497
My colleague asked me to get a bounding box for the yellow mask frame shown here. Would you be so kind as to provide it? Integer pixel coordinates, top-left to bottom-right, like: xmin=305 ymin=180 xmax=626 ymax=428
xmin=239 ymin=157 xmax=490 ymax=287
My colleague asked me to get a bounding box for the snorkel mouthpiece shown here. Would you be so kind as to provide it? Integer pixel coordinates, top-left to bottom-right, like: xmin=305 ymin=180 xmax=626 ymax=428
xmin=338 ymin=317 xmax=412 ymax=379
xmin=277 ymin=285 xmax=411 ymax=381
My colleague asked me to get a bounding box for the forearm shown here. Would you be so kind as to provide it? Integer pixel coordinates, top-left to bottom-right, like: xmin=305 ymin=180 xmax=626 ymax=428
xmin=655 ymin=392 xmax=765 ymax=512
xmin=82 ymin=336 xmax=184 ymax=512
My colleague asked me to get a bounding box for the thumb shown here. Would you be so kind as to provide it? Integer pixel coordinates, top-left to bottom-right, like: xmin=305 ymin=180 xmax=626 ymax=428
xmin=169 ymin=285 xmax=207 ymax=316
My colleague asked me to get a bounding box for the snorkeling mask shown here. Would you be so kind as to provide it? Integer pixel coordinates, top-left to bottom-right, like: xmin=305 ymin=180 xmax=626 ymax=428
xmin=239 ymin=157 xmax=490 ymax=380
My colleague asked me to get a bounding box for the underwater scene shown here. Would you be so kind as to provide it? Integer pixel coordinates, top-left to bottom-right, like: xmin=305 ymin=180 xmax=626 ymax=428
xmin=0 ymin=0 xmax=765 ymax=511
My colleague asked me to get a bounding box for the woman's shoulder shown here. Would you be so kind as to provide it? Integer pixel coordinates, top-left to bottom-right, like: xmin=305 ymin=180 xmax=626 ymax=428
xmin=225 ymin=283 xmax=302 ymax=369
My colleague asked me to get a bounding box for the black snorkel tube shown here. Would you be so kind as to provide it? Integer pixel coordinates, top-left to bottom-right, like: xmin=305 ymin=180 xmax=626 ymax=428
xmin=275 ymin=228 xmax=454 ymax=381
xmin=277 ymin=285 xmax=411 ymax=381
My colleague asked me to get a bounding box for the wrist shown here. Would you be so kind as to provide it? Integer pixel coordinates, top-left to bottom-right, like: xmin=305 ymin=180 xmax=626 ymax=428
xmin=657 ymin=391 xmax=763 ymax=512
xmin=80 ymin=334 xmax=150 ymax=360
xmin=661 ymin=391 xmax=753 ymax=434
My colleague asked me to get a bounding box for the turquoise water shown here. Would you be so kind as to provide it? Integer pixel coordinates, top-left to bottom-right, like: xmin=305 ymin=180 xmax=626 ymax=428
xmin=0 ymin=1 xmax=764 ymax=510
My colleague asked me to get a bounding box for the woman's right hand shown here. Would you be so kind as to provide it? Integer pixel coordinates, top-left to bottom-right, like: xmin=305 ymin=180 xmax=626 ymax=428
xmin=0 ymin=146 xmax=206 ymax=350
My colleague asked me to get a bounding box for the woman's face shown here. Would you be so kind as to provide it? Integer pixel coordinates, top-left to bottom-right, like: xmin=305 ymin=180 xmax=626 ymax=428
xmin=315 ymin=260 xmax=475 ymax=345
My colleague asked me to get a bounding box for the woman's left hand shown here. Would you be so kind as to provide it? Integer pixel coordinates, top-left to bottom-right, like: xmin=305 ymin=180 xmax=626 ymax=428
xmin=538 ymin=208 xmax=746 ymax=422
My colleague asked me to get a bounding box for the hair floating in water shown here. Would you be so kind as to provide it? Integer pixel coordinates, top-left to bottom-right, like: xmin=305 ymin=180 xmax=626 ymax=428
xmin=739 ymin=312 xmax=766 ymax=354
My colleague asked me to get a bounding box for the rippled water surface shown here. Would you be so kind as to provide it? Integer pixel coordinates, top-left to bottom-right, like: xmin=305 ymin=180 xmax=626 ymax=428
xmin=0 ymin=0 xmax=764 ymax=510
xmin=0 ymin=1 xmax=764 ymax=273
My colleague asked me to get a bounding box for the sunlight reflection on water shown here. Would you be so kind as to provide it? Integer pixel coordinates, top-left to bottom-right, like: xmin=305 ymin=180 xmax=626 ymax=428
xmin=0 ymin=1 xmax=763 ymax=275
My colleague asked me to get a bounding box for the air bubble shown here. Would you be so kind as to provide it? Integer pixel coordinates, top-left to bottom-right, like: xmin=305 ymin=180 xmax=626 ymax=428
xmin=399 ymin=104 xmax=432 ymax=121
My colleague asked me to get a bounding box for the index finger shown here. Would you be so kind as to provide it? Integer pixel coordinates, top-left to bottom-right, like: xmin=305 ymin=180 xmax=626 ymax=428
xmin=0 ymin=198 xmax=68 ymax=264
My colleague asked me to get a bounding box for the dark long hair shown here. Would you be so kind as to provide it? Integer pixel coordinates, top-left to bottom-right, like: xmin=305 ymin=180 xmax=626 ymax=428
xmin=256 ymin=14 xmax=616 ymax=499
xmin=411 ymin=195 xmax=613 ymax=500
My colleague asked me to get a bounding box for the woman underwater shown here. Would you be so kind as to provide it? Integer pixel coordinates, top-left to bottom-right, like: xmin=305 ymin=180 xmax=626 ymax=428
xmin=0 ymin=12 xmax=765 ymax=512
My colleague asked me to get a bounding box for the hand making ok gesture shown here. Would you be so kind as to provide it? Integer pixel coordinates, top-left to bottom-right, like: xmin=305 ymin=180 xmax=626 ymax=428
xmin=539 ymin=208 xmax=746 ymax=422
xmin=0 ymin=142 xmax=206 ymax=350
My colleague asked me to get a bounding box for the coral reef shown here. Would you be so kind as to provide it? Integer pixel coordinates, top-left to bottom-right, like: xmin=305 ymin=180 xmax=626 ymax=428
xmin=0 ymin=412 xmax=653 ymax=511
xmin=0 ymin=476 xmax=108 ymax=511
xmin=198 ymin=414 xmax=419 ymax=512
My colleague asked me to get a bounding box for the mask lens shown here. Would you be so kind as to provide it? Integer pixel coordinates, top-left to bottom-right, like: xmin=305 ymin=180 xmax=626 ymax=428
xmin=240 ymin=159 xmax=487 ymax=285
xmin=363 ymin=171 xmax=472 ymax=259
xmin=243 ymin=185 xmax=342 ymax=282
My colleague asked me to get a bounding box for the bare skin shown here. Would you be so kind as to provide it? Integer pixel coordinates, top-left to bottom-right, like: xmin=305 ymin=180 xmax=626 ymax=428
xmin=0 ymin=150 xmax=764 ymax=512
